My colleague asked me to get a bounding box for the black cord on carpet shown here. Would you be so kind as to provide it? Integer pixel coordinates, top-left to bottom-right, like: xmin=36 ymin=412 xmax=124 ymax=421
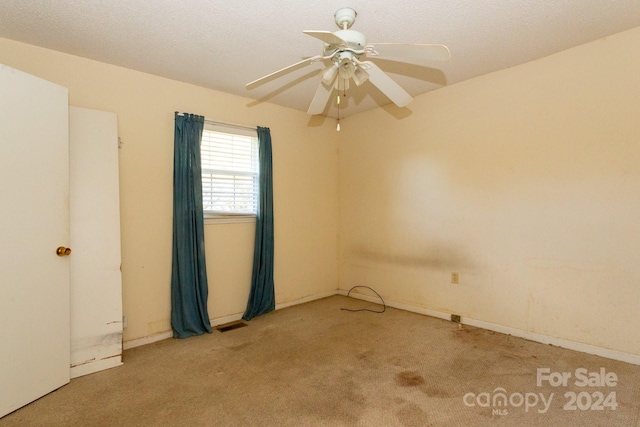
xmin=340 ymin=286 xmax=386 ymax=314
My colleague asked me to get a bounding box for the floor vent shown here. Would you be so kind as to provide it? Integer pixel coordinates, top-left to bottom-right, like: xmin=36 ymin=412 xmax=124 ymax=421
xmin=216 ymin=321 xmax=248 ymax=333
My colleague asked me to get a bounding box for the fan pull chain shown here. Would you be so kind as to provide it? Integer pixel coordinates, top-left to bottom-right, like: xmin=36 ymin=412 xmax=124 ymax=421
xmin=336 ymin=78 xmax=341 ymax=131
xmin=336 ymin=78 xmax=349 ymax=131
xmin=336 ymin=96 xmax=340 ymax=131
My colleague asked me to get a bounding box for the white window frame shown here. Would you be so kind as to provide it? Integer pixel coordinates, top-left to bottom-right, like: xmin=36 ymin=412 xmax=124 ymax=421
xmin=201 ymin=122 xmax=259 ymax=224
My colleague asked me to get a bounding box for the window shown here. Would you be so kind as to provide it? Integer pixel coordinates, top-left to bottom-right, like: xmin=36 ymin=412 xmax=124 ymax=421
xmin=200 ymin=122 xmax=258 ymax=221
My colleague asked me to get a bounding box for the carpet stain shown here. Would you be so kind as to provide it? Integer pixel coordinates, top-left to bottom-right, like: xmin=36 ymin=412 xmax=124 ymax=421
xmin=396 ymin=371 xmax=425 ymax=387
xmin=356 ymin=350 xmax=374 ymax=361
xmin=228 ymin=342 xmax=251 ymax=351
xmin=395 ymin=402 xmax=430 ymax=426
xmin=420 ymin=383 xmax=456 ymax=398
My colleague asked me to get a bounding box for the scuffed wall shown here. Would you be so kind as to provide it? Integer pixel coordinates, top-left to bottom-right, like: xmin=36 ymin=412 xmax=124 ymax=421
xmin=0 ymin=37 xmax=340 ymax=343
xmin=339 ymin=27 xmax=640 ymax=356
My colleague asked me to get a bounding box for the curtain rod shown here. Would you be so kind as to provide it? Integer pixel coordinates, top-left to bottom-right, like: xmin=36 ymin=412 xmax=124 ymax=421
xmin=205 ymin=119 xmax=257 ymax=133
xmin=175 ymin=112 xmax=257 ymax=132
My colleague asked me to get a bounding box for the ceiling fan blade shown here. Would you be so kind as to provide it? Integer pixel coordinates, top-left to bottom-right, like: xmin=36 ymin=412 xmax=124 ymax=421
xmin=246 ymin=55 xmax=324 ymax=90
xmin=357 ymin=61 xmax=413 ymax=107
xmin=303 ymin=30 xmax=346 ymax=46
xmin=366 ymin=43 xmax=451 ymax=63
xmin=307 ymin=69 xmax=337 ymax=115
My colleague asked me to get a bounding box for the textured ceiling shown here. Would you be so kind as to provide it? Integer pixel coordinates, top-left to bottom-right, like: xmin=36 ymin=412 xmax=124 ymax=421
xmin=1 ymin=1 xmax=640 ymax=118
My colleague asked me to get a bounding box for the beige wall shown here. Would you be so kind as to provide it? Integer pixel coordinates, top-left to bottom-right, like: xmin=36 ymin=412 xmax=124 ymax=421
xmin=0 ymin=37 xmax=339 ymax=343
xmin=2 ymin=25 xmax=639 ymax=357
xmin=339 ymin=27 xmax=640 ymax=356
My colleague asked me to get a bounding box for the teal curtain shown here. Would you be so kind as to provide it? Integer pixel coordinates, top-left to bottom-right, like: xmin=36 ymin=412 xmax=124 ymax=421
xmin=171 ymin=112 xmax=212 ymax=338
xmin=243 ymin=126 xmax=275 ymax=320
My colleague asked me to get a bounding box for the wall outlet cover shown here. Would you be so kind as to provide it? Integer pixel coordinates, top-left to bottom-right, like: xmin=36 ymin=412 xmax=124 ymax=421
xmin=451 ymin=272 xmax=459 ymax=284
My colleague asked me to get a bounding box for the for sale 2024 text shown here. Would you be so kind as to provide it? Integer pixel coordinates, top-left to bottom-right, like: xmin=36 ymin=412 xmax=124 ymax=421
xmin=537 ymin=367 xmax=617 ymax=411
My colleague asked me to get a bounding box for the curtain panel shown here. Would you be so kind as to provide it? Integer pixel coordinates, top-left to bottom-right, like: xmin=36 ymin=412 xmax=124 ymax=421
xmin=243 ymin=126 xmax=275 ymax=320
xmin=171 ymin=112 xmax=212 ymax=338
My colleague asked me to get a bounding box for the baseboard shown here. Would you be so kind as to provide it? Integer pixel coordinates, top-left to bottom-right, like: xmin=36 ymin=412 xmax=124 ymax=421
xmin=123 ymin=290 xmax=337 ymax=350
xmin=123 ymin=331 xmax=173 ymax=350
xmin=123 ymin=289 xmax=639 ymax=365
xmin=337 ymin=289 xmax=640 ymax=366
xmin=275 ymin=290 xmax=338 ymax=310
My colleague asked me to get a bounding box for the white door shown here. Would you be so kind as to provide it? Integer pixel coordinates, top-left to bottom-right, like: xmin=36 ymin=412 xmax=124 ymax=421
xmin=0 ymin=65 xmax=71 ymax=417
xmin=69 ymin=106 xmax=123 ymax=378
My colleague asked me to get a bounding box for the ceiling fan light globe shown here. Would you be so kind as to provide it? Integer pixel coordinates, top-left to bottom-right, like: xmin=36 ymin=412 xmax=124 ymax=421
xmin=322 ymin=65 xmax=338 ymax=85
xmin=338 ymin=59 xmax=355 ymax=79
xmin=334 ymin=77 xmax=350 ymax=91
xmin=353 ymin=66 xmax=369 ymax=86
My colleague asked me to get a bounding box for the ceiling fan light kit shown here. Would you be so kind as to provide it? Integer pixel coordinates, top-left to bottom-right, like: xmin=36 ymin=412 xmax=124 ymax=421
xmin=246 ymin=7 xmax=450 ymax=126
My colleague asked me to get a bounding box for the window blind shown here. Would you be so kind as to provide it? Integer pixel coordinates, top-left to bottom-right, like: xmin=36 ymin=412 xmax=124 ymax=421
xmin=201 ymin=124 xmax=258 ymax=215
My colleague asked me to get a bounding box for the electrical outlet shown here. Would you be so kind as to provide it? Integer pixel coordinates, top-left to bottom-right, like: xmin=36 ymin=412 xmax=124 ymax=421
xmin=123 ymin=315 xmax=128 ymax=328
xmin=451 ymin=314 xmax=461 ymax=323
xmin=451 ymin=272 xmax=459 ymax=284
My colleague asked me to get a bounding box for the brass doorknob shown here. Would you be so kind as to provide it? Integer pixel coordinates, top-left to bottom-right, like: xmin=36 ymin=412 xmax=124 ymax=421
xmin=56 ymin=246 xmax=72 ymax=256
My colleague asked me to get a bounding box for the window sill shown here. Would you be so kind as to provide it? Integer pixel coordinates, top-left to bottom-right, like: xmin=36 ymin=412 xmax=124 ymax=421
xmin=204 ymin=215 xmax=256 ymax=225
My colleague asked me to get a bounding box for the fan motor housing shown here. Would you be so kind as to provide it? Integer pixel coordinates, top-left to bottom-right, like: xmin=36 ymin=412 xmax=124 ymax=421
xmin=323 ymin=30 xmax=367 ymax=58
xmin=334 ymin=29 xmax=366 ymax=48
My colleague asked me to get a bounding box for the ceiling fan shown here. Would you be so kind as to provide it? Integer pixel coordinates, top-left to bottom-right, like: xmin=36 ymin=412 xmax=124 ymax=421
xmin=246 ymin=7 xmax=451 ymax=116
